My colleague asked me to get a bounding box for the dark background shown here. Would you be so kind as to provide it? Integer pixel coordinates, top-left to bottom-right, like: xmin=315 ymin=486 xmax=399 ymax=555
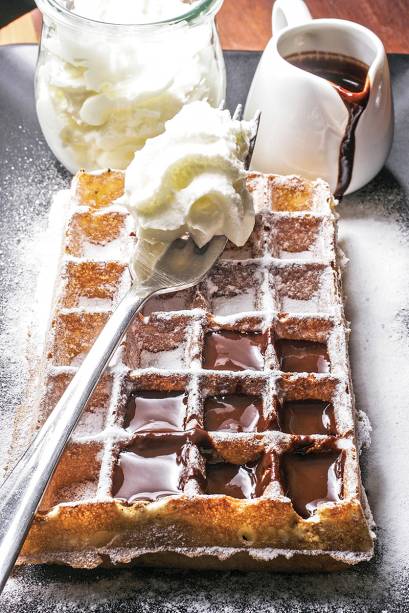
xmin=2 ymin=1 xmax=36 ymax=27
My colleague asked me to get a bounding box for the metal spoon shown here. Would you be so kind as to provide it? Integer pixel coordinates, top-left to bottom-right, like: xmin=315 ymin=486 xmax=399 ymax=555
xmin=0 ymin=104 xmax=260 ymax=592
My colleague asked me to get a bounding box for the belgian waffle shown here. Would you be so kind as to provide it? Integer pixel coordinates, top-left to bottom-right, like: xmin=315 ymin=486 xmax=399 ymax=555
xmin=11 ymin=170 xmax=374 ymax=571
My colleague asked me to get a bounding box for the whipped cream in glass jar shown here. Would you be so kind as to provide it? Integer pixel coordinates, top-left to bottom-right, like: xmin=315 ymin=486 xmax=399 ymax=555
xmin=34 ymin=0 xmax=225 ymax=173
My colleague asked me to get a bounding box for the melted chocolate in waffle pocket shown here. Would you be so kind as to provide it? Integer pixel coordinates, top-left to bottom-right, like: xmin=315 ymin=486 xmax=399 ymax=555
xmin=203 ymin=330 xmax=266 ymax=371
xmin=281 ymin=450 xmax=343 ymax=518
xmin=204 ymin=394 xmax=267 ymax=433
xmin=112 ymin=434 xmax=191 ymax=502
xmin=276 ymin=339 xmax=330 ymax=373
xmin=123 ymin=391 xmax=187 ymax=433
xmin=205 ymin=454 xmax=272 ymax=499
xmin=278 ymin=400 xmax=336 ymax=436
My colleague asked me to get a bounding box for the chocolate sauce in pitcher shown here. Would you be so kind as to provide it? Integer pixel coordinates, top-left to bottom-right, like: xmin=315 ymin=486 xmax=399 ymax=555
xmin=286 ymin=51 xmax=370 ymax=198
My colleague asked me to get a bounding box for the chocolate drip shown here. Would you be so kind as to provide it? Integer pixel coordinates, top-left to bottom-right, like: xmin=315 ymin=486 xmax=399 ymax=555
xmin=276 ymin=339 xmax=330 ymax=373
xmin=203 ymin=330 xmax=266 ymax=371
xmin=204 ymin=394 xmax=266 ymax=433
xmin=335 ymin=97 xmax=368 ymax=199
xmin=286 ymin=51 xmax=370 ymax=198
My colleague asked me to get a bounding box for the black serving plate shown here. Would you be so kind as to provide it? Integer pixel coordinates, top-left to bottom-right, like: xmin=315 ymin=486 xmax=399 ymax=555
xmin=1 ymin=46 xmax=409 ymax=612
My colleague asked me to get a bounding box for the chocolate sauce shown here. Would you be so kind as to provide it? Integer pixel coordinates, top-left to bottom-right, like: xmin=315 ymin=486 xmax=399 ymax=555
xmin=286 ymin=51 xmax=370 ymax=198
xmin=206 ymin=455 xmax=272 ymax=499
xmin=112 ymin=434 xmax=189 ymax=502
xmin=203 ymin=330 xmax=266 ymax=371
xmin=278 ymin=399 xmax=336 ymax=435
xmin=204 ymin=394 xmax=266 ymax=433
xmin=276 ymin=339 xmax=330 ymax=373
xmin=123 ymin=390 xmax=186 ymax=433
xmin=281 ymin=451 xmax=343 ymax=518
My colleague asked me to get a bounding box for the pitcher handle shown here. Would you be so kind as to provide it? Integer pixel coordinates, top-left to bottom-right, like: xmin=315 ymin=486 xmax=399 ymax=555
xmin=272 ymin=0 xmax=312 ymax=35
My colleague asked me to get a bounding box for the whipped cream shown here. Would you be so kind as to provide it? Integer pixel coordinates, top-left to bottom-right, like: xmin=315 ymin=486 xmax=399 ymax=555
xmin=69 ymin=0 xmax=199 ymax=24
xmin=35 ymin=0 xmax=224 ymax=172
xmin=124 ymin=102 xmax=255 ymax=260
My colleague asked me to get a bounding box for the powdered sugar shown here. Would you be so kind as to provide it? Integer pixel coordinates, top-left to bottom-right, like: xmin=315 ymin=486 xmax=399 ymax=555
xmin=339 ymin=190 xmax=409 ymax=574
xmin=140 ymin=346 xmax=186 ymax=369
xmin=212 ymin=290 xmax=257 ymax=315
xmin=0 ymin=133 xmax=70 ymax=475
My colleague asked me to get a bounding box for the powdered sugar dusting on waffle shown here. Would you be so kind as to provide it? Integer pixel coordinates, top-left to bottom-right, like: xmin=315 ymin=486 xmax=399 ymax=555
xmin=9 ymin=170 xmax=374 ymax=569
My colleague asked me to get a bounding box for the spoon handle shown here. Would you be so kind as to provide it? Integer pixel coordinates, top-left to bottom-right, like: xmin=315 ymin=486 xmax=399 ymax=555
xmin=0 ymin=284 xmax=153 ymax=592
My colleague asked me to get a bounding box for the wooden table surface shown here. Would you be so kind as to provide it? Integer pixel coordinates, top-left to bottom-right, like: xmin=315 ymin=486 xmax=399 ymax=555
xmin=0 ymin=0 xmax=408 ymax=53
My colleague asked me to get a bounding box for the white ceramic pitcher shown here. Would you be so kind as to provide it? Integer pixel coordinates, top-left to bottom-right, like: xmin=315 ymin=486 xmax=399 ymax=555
xmin=244 ymin=0 xmax=394 ymax=196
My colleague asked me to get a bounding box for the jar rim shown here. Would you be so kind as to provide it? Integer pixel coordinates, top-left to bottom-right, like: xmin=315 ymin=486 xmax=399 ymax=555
xmin=35 ymin=0 xmax=224 ymax=30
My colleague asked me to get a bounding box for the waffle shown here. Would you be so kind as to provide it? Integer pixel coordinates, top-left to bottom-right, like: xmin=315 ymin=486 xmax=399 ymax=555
xmin=11 ymin=169 xmax=374 ymax=571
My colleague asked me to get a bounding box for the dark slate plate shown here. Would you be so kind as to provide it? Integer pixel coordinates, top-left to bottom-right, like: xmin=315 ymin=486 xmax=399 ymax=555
xmin=1 ymin=46 xmax=409 ymax=612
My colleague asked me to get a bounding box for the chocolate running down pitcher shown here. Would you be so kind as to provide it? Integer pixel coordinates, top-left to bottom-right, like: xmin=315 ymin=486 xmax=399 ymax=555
xmin=245 ymin=0 xmax=393 ymax=197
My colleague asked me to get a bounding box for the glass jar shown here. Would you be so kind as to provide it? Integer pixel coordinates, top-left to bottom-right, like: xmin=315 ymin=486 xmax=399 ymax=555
xmin=34 ymin=0 xmax=226 ymax=173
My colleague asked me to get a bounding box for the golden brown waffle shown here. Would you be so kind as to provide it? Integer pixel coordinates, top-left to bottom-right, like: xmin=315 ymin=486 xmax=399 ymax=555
xmin=11 ymin=170 xmax=374 ymax=571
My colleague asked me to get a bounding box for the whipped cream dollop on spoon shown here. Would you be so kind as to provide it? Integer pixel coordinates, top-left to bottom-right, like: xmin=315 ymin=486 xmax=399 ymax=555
xmin=123 ymin=101 xmax=255 ymax=264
